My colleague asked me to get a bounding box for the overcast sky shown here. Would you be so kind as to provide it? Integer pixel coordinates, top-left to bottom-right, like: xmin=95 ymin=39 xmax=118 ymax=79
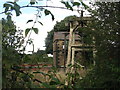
xmin=0 ymin=0 xmax=92 ymax=54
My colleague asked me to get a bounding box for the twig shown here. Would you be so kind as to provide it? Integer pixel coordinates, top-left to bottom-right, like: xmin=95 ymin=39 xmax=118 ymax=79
xmin=11 ymin=67 xmax=43 ymax=83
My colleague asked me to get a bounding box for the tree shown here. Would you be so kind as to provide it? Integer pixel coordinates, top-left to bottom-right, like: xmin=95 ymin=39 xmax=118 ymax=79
xmin=2 ymin=18 xmax=43 ymax=88
xmin=2 ymin=18 xmax=24 ymax=88
xmin=23 ymin=50 xmax=53 ymax=64
xmin=45 ymin=30 xmax=54 ymax=54
xmin=53 ymin=15 xmax=78 ymax=32
xmin=78 ymin=2 xmax=120 ymax=88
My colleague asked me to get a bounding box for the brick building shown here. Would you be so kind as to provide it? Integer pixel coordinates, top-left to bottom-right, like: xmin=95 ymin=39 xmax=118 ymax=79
xmin=53 ymin=32 xmax=82 ymax=67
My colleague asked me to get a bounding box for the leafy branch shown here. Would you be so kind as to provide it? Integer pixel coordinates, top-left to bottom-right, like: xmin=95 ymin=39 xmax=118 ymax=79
xmin=1 ymin=5 xmax=81 ymax=15
xmin=23 ymin=9 xmax=41 ymax=53
xmin=11 ymin=66 xmax=43 ymax=83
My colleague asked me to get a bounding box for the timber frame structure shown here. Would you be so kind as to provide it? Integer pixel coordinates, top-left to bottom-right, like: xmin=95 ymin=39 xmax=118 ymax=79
xmin=53 ymin=31 xmax=81 ymax=68
xmin=53 ymin=14 xmax=96 ymax=71
xmin=65 ymin=17 xmax=96 ymax=74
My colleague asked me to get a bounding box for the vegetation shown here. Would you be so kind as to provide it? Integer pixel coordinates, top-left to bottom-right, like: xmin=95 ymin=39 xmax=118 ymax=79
xmin=23 ymin=50 xmax=53 ymax=64
xmin=79 ymin=2 xmax=120 ymax=88
xmin=46 ymin=2 xmax=120 ymax=88
xmin=45 ymin=15 xmax=78 ymax=54
xmin=2 ymin=18 xmax=53 ymax=88
xmin=1 ymin=0 xmax=120 ymax=89
xmin=2 ymin=18 xmax=29 ymax=88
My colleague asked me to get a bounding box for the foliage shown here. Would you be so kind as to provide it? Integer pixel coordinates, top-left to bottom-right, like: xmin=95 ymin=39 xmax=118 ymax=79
xmin=2 ymin=0 xmax=120 ymax=89
xmin=45 ymin=30 xmax=54 ymax=54
xmin=78 ymin=60 xmax=120 ymax=88
xmin=2 ymin=18 xmax=45 ymax=88
xmin=54 ymin=15 xmax=78 ymax=32
xmin=1 ymin=0 xmax=93 ymax=89
xmin=45 ymin=15 xmax=78 ymax=54
xmin=23 ymin=50 xmax=53 ymax=64
xmin=33 ymin=67 xmax=63 ymax=88
xmin=77 ymin=2 xmax=120 ymax=88
xmin=2 ymin=18 xmax=24 ymax=88
xmin=2 ymin=18 xmax=23 ymax=64
xmin=3 ymin=1 xmax=21 ymax=16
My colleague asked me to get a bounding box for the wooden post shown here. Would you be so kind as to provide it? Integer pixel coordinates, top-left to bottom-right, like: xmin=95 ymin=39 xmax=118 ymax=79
xmin=71 ymin=32 xmax=75 ymax=73
xmin=71 ymin=48 xmax=75 ymax=72
xmin=64 ymin=12 xmax=94 ymax=85
xmin=65 ymin=21 xmax=79 ymax=85
xmin=65 ymin=22 xmax=74 ymax=85
xmin=66 ymin=22 xmax=74 ymax=69
xmin=66 ymin=21 xmax=79 ymax=70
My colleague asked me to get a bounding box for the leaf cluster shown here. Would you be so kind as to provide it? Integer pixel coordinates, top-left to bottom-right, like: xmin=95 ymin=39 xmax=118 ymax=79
xmin=77 ymin=2 xmax=120 ymax=88
xmin=3 ymin=1 xmax=21 ymax=16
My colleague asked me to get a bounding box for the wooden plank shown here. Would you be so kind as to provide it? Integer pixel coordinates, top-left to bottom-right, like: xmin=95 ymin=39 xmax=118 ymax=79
xmin=71 ymin=44 xmax=94 ymax=47
xmin=66 ymin=23 xmax=74 ymax=68
xmin=73 ymin=48 xmax=94 ymax=51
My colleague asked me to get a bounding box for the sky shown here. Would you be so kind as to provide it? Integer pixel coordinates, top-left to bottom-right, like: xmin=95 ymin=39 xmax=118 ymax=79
xmin=0 ymin=0 xmax=92 ymax=54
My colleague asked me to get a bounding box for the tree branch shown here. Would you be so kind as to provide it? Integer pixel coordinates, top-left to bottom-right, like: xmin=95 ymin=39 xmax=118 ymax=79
xmin=0 ymin=5 xmax=80 ymax=14
xmin=11 ymin=67 xmax=43 ymax=83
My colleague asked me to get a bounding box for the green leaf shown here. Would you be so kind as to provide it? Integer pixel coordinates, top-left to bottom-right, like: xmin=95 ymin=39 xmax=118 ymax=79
xmin=81 ymin=1 xmax=89 ymax=9
xmin=29 ymin=74 xmax=34 ymax=78
xmin=7 ymin=15 xmax=12 ymax=22
xmin=61 ymin=1 xmax=66 ymax=5
xmin=44 ymin=9 xmax=50 ymax=16
xmin=25 ymin=28 xmax=30 ymax=36
xmin=5 ymin=7 xmax=9 ymax=13
xmin=61 ymin=1 xmax=73 ymax=11
xmin=72 ymin=2 xmax=80 ymax=7
xmin=3 ymin=3 xmax=12 ymax=8
xmin=51 ymin=77 xmax=60 ymax=84
xmin=3 ymin=3 xmax=12 ymax=13
xmin=30 ymin=2 xmax=35 ymax=5
xmin=68 ymin=64 xmax=72 ymax=68
xmin=32 ymin=28 xmax=38 ymax=34
xmin=26 ymin=20 xmax=33 ymax=23
xmin=4 ymin=2 xmax=21 ymax=16
xmin=13 ymin=2 xmax=21 ymax=16
xmin=44 ymin=9 xmax=54 ymax=21
xmin=51 ymin=13 xmax=55 ymax=21
xmin=50 ymin=80 xmax=58 ymax=85
xmin=38 ymin=21 xmax=43 ymax=26
xmin=30 ymin=0 xmax=36 ymax=5
xmin=41 ymin=82 xmax=51 ymax=88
